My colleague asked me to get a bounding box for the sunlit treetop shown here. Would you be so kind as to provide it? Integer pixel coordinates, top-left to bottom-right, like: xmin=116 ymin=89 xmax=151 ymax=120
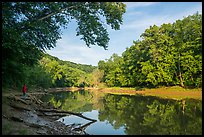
xmin=2 ymin=2 xmax=126 ymax=50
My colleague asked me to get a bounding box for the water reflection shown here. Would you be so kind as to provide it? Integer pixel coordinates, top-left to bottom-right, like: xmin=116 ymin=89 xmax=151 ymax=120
xmin=40 ymin=90 xmax=202 ymax=135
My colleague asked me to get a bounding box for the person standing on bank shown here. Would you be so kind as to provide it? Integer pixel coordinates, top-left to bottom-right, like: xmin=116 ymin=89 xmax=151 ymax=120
xmin=22 ymin=83 xmax=27 ymax=97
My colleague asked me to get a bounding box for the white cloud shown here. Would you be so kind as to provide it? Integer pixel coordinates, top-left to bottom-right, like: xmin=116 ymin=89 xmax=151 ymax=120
xmin=122 ymin=4 xmax=202 ymax=31
xmin=46 ymin=2 xmax=202 ymax=66
xmin=122 ymin=15 xmax=169 ymax=30
xmin=46 ymin=37 xmax=111 ymax=66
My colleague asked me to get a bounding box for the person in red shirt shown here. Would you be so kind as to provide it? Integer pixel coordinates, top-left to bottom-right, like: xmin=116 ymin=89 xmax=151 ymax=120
xmin=22 ymin=83 xmax=27 ymax=96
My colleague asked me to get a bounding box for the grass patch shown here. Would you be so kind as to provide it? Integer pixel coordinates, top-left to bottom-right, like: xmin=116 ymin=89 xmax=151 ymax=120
xmin=2 ymin=120 xmax=30 ymax=135
xmin=2 ymin=123 xmax=12 ymax=135
xmin=19 ymin=129 xmax=29 ymax=135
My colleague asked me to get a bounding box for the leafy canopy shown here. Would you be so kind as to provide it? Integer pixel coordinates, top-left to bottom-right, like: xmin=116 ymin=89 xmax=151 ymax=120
xmin=98 ymin=13 xmax=202 ymax=88
xmin=2 ymin=2 xmax=126 ymax=87
xmin=2 ymin=2 xmax=126 ymax=51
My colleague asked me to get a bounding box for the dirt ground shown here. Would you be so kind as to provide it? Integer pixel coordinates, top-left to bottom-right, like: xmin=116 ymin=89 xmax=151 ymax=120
xmin=86 ymin=86 xmax=202 ymax=100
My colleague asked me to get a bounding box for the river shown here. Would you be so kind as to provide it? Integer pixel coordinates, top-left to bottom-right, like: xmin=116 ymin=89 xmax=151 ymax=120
xmin=40 ymin=90 xmax=202 ymax=135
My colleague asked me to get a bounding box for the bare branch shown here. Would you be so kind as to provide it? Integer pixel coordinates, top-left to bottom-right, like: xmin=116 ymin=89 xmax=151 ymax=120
xmin=38 ymin=6 xmax=76 ymax=21
xmin=38 ymin=108 xmax=97 ymax=122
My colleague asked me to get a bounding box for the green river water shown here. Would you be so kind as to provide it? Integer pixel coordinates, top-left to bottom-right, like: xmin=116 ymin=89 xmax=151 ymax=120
xmin=40 ymin=90 xmax=202 ymax=135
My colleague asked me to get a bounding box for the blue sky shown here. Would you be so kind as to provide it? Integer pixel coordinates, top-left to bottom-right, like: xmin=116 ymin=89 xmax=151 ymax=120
xmin=45 ymin=2 xmax=202 ymax=66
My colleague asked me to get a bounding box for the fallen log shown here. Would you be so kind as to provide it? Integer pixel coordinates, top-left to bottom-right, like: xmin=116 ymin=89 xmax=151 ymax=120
xmin=38 ymin=108 xmax=81 ymax=115
xmin=25 ymin=122 xmax=43 ymax=128
xmin=27 ymin=94 xmax=43 ymax=105
xmin=8 ymin=94 xmax=30 ymax=105
xmin=73 ymin=121 xmax=96 ymax=131
xmin=75 ymin=114 xmax=97 ymax=122
xmin=10 ymin=103 xmax=32 ymax=111
xmin=11 ymin=116 xmax=24 ymax=122
xmin=40 ymin=112 xmax=68 ymax=117
xmin=29 ymin=92 xmax=48 ymax=95
xmin=38 ymin=108 xmax=97 ymax=122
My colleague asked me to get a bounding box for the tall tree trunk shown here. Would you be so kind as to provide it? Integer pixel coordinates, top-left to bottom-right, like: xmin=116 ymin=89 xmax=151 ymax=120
xmin=179 ymin=71 xmax=184 ymax=87
xmin=178 ymin=53 xmax=184 ymax=87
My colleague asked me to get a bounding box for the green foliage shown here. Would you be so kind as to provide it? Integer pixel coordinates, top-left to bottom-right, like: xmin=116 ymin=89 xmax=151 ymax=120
xmin=98 ymin=13 xmax=202 ymax=88
xmin=24 ymin=64 xmax=52 ymax=88
xmin=98 ymin=53 xmax=125 ymax=87
xmin=41 ymin=90 xmax=95 ymax=112
xmin=85 ymin=68 xmax=104 ymax=87
xmin=39 ymin=54 xmax=96 ymax=87
xmin=44 ymin=54 xmax=96 ymax=73
xmin=2 ymin=2 xmax=126 ymax=88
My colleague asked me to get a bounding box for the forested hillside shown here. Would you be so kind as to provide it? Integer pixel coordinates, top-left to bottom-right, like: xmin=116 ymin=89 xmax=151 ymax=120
xmin=3 ymin=52 xmax=96 ymax=89
xmin=98 ymin=13 xmax=202 ymax=88
xmin=38 ymin=53 xmax=97 ymax=87
xmin=43 ymin=54 xmax=96 ymax=73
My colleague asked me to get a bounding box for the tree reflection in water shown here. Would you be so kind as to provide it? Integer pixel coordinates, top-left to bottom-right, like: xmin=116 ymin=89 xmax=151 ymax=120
xmin=40 ymin=90 xmax=202 ymax=135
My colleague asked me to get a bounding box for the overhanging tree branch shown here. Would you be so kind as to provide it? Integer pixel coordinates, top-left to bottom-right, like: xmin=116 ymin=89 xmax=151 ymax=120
xmin=37 ymin=6 xmax=76 ymax=21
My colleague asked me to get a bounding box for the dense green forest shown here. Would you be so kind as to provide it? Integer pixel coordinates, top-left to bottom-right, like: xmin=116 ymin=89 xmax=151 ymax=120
xmin=2 ymin=2 xmax=201 ymax=89
xmin=2 ymin=2 xmax=126 ymax=89
xmin=98 ymin=13 xmax=202 ymax=88
xmin=30 ymin=53 xmax=97 ymax=88
xmin=3 ymin=52 xmax=97 ymax=88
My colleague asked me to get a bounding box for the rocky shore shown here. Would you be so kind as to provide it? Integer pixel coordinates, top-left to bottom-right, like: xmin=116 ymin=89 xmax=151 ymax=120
xmin=2 ymin=91 xmax=88 ymax=135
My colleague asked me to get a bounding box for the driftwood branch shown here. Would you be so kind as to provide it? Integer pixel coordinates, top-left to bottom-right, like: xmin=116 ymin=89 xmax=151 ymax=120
xmin=10 ymin=103 xmax=32 ymax=111
xmin=39 ymin=112 xmax=67 ymax=117
xmin=75 ymin=114 xmax=97 ymax=122
xmin=8 ymin=93 xmax=43 ymax=106
xmin=8 ymin=94 xmax=30 ymax=105
xmin=11 ymin=116 xmax=24 ymax=122
xmin=27 ymin=94 xmax=43 ymax=105
xmin=29 ymin=92 xmax=49 ymax=95
xmin=38 ymin=108 xmax=81 ymax=115
xmin=73 ymin=121 xmax=96 ymax=131
xmin=38 ymin=108 xmax=97 ymax=122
